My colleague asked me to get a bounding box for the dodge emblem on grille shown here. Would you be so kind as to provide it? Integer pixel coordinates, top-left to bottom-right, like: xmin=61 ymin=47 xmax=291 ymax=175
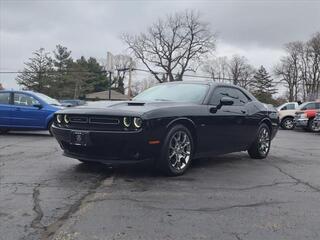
xmin=75 ymin=134 xmax=82 ymax=142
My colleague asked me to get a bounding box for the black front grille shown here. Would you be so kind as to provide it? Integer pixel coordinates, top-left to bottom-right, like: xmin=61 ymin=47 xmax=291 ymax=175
xmin=89 ymin=117 xmax=120 ymax=125
xmin=62 ymin=114 xmax=123 ymax=131
xmin=69 ymin=116 xmax=88 ymax=123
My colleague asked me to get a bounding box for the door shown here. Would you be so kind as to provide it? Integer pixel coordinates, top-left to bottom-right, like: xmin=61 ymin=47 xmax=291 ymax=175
xmin=0 ymin=92 xmax=13 ymax=127
xmin=11 ymin=93 xmax=46 ymax=128
xmin=201 ymin=87 xmax=250 ymax=155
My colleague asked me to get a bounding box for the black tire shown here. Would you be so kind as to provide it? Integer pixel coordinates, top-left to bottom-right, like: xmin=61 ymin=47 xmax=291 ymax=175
xmin=158 ymin=124 xmax=194 ymax=176
xmin=48 ymin=121 xmax=54 ymax=136
xmin=308 ymin=118 xmax=320 ymax=132
xmin=281 ymin=117 xmax=295 ymax=130
xmin=248 ymin=123 xmax=271 ymax=159
xmin=0 ymin=128 xmax=9 ymax=134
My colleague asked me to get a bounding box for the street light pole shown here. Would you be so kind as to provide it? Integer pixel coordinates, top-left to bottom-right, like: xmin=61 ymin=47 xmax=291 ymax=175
xmin=108 ymin=71 xmax=112 ymax=100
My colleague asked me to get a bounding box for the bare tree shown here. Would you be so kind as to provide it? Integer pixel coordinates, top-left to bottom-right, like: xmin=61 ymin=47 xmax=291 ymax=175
xmin=274 ymin=42 xmax=302 ymax=101
xmin=123 ymin=10 xmax=216 ymax=82
xmin=274 ymin=33 xmax=320 ymax=101
xmin=112 ymin=55 xmax=135 ymax=94
xmin=228 ymin=55 xmax=255 ymax=89
xmin=303 ymin=32 xmax=320 ymax=100
xmin=202 ymin=56 xmax=229 ymax=82
xmin=130 ymin=77 xmax=158 ymax=97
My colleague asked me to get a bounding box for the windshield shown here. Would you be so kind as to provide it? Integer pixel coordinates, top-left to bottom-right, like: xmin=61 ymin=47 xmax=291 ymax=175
xmin=33 ymin=92 xmax=61 ymax=105
xmin=133 ymin=83 xmax=209 ymax=103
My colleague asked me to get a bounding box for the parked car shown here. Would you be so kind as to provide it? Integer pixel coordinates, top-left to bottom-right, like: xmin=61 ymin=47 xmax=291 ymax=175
xmin=52 ymin=81 xmax=279 ymax=176
xmin=60 ymin=99 xmax=86 ymax=107
xmin=313 ymin=112 xmax=320 ymax=132
xmin=277 ymin=102 xmax=299 ymax=130
xmin=0 ymin=90 xmax=63 ymax=135
xmin=294 ymin=101 xmax=320 ymax=132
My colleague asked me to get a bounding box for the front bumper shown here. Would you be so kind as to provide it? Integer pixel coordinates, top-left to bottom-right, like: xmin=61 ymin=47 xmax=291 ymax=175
xmin=52 ymin=125 xmax=161 ymax=165
xmin=294 ymin=118 xmax=309 ymax=128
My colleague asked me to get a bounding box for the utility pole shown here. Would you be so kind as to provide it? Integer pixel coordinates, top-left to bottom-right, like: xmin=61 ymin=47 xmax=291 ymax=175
xmin=128 ymin=58 xmax=132 ymax=100
xmin=108 ymin=71 xmax=112 ymax=100
xmin=106 ymin=52 xmax=114 ymax=101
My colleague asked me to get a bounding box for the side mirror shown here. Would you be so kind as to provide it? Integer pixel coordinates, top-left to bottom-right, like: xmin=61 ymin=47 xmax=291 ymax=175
xmin=33 ymin=104 xmax=43 ymax=109
xmin=220 ymin=96 xmax=234 ymax=106
xmin=210 ymin=97 xmax=234 ymax=113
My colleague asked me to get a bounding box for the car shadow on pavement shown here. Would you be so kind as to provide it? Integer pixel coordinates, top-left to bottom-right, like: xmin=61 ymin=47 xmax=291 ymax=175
xmin=79 ymin=152 xmax=252 ymax=179
xmin=2 ymin=131 xmax=51 ymax=137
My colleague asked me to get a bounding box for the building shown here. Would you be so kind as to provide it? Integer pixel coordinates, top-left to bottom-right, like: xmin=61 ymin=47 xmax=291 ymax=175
xmin=85 ymin=89 xmax=128 ymax=101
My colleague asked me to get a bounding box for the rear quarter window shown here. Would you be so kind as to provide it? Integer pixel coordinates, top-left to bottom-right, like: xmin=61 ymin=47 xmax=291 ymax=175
xmin=0 ymin=92 xmax=10 ymax=104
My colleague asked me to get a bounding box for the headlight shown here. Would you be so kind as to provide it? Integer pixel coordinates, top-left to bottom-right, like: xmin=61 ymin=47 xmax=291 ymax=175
xmin=301 ymin=113 xmax=308 ymax=119
xmin=64 ymin=115 xmax=70 ymax=124
xmin=123 ymin=117 xmax=131 ymax=128
xmin=56 ymin=114 xmax=62 ymax=123
xmin=133 ymin=117 xmax=142 ymax=128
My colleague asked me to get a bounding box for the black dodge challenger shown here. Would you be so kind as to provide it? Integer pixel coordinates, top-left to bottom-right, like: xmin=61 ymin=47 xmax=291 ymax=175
xmin=52 ymin=81 xmax=279 ymax=176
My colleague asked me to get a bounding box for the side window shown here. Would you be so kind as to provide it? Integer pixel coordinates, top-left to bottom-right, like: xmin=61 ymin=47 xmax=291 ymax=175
xmin=209 ymin=87 xmax=230 ymax=105
xmin=14 ymin=93 xmax=40 ymax=106
xmin=316 ymin=103 xmax=320 ymax=110
xmin=301 ymin=103 xmax=315 ymax=110
xmin=0 ymin=92 xmax=10 ymax=104
xmin=229 ymin=88 xmax=250 ymax=106
xmin=281 ymin=104 xmax=295 ymax=110
xmin=209 ymin=87 xmax=249 ymax=106
xmin=286 ymin=104 xmax=296 ymax=110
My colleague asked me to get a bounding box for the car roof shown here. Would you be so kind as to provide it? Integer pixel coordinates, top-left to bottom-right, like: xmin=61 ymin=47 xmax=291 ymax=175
xmin=161 ymin=80 xmax=244 ymax=89
xmin=0 ymin=89 xmax=36 ymax=94
xmin=163 ymin=80 xmax=214 ymax=85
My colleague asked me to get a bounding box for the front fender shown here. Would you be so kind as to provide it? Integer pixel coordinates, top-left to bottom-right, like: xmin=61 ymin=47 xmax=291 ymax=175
xmin=45 ymin=113 xmax=55 ymax=129
xmin=166 ymin=117 xmax=196 ymax=130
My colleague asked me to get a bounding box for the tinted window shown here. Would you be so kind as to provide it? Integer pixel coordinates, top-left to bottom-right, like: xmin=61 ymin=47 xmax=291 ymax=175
xmin=0 ymin=92 xmax=10 ymax=104
xmin=300 ymin=103 xmax=316 ymax=110
xmin=281 ymin=103 xmax=295 ymax=110
xmin=14 ymin=93 xmax=40 ymax=106
xmin=209 ymin=87 xmax=249 ymax=106
xmin=133 ymin=83 xmax=209 ymax=103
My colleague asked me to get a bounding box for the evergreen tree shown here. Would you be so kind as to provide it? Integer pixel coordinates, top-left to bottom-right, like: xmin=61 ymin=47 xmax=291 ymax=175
xmin=53 ymin=45 xmax=73 ymax=98
xmin=16 ymin=48 xmax=54 ymax=95
xmin=251 ymin=66 xmax=277 ymax=103
xmin=86 ymin=57 xmax=108 ymax=92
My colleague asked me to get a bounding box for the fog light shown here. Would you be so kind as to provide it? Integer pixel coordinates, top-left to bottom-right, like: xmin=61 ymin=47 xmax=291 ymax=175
xmin=56 ymin=114 xmax=62 ymax=123
xmin=123 ymin=117 xmax=131 ymax=128
xmin=133 ymin=117 xmax=142 ymax=128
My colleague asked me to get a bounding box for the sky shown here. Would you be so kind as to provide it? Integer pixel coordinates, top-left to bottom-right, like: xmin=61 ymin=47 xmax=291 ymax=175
xmin=0 ymin=0 xmax=320 ymax=90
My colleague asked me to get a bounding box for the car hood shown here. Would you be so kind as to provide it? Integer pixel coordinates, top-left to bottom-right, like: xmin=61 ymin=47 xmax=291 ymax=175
xmin=56 ymin=101 xmax=198 ymax=118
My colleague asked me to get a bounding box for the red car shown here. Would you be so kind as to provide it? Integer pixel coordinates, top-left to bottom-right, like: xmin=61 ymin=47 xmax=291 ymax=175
xmin=294 ymin=101 xmax=320 ymax=132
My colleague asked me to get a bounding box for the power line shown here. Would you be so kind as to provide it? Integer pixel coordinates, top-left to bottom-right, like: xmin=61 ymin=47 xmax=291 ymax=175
xmin=0 ymin=68 xmax=285 ymax=84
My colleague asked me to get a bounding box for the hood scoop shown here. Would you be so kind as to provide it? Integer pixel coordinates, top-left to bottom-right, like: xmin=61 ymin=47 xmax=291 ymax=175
xmin=127 ymin=102 xmax=145 ymax=106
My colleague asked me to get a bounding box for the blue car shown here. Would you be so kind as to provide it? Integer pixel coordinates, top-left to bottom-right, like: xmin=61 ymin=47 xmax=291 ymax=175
xmin=0 ymin=90 xmax=63 ymax=135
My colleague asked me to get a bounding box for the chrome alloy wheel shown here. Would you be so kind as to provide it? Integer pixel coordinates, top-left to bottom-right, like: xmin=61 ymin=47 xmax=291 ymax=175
xmin=311 ymin=119 xmax=320 ymax=132
xmin=258 ymin=128 xmax=270 ymax=155
xmin=283 ymin=118 xmax=294 ymax=129
xmin=168 ymin=131 xmax=191 ymax=171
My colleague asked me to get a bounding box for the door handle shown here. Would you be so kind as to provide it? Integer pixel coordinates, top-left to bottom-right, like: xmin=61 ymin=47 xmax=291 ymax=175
xmin=241 ymin=110 xmax=247 ymax=114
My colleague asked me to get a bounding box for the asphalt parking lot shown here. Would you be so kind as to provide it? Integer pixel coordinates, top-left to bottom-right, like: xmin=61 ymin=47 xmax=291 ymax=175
xmin=0 ymin=130 xmax=319 ymax=240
